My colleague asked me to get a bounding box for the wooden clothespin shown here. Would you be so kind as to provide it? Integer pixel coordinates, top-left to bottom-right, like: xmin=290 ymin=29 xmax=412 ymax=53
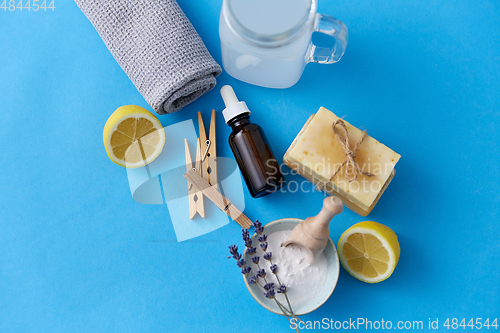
xmin=184 ymin=169 xmax=252 ymax=229
xmin=184 ymin=138 xmax=205 ymax=219
xmin=198 ymin=110 xmax=218 ymax=189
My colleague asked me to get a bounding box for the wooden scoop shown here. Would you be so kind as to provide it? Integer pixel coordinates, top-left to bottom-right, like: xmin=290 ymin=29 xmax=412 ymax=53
xmin=282 ymin=196 xmax=343 ymax=264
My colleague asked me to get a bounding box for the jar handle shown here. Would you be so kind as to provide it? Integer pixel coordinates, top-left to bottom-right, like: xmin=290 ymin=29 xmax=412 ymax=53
xmin=307 ymin=13 xmax=348 ymax=64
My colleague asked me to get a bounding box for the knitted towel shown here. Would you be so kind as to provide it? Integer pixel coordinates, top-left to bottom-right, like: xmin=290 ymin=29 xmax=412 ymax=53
xmin=75 ymin=0 xmax=222 ymax=114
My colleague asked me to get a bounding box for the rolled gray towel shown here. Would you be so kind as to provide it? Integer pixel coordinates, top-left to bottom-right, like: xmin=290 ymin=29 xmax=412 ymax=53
xmin=74 ymin=0 xmax=222 ymax=114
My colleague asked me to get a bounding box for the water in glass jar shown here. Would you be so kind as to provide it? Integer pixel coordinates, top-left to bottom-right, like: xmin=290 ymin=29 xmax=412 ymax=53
xmin=220 ymin=0 xmax=313 ymax=88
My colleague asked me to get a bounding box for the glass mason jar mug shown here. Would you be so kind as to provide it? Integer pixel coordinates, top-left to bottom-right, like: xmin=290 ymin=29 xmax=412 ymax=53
xmin=219 ymin=0 xmax=348 ymax=88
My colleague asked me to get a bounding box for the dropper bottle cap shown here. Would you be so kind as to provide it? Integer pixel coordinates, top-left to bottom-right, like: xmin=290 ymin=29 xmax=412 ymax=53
xmin=220 ymin=85 xmax=251 ymax=123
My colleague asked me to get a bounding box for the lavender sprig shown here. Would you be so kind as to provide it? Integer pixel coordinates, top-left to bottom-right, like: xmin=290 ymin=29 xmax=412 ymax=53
xmin=251 ymin=224 xmax=294 ymax=320
xmin=230 ymin=225 xmax=301 ymax=332
xmin=252 ymin=224 xmax=293 ymax=318
xmin=228 ymin=245 xmax=252 ymax=280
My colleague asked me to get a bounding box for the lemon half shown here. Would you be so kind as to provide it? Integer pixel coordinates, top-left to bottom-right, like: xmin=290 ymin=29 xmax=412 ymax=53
xmin=338 ymin=221 xmax=400 ymax=283
xmin=103 ymin=105 xmax=165 ymax=168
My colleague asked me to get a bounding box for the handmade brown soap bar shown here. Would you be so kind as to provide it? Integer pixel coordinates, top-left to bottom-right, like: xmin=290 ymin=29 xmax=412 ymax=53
xmin=283 ymin=107 xmax=401 ymax=216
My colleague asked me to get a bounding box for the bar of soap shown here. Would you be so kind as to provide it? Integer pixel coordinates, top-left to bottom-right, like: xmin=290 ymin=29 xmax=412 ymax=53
xmin=283 ymin=107 xmax=401 ymax=216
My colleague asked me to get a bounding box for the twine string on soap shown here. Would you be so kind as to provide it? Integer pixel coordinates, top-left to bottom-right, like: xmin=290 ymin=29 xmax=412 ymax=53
xmin=329 ymin=119 xmax=374 ymax=182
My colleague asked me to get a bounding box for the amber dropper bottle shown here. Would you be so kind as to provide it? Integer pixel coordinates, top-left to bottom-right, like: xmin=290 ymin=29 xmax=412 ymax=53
xmin=221 ymin=85 xmax=285 ymax=198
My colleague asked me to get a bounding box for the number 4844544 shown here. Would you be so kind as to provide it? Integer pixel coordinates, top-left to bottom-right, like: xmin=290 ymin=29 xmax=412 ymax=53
xmin=443 ymin=318 xmax=498 ymax=330
xmin=1 ymin=0 xmax=55 ymax=11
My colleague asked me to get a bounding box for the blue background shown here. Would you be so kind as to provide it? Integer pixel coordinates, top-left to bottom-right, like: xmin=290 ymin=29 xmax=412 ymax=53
xmin=1 ymin=0 xmax=499 ymax=332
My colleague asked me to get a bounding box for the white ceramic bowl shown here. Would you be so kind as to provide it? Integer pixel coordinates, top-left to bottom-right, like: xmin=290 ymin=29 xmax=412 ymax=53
xmin=243 ymin=218 xmax=340 ymax=316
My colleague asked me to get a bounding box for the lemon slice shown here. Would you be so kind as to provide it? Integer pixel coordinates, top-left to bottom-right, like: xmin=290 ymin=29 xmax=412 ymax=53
xmin=103 ymin=105 xmax=165 ymax=168
xmin=338 ymin=221 xmax=400 ymax=283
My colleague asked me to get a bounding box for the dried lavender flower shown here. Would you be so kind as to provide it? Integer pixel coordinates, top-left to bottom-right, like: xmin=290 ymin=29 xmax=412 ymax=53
xmin=253 ymin=220 xmax=264 ymax=235
xmin=258 ymin=234 xmax=267 ymax=243
xmin=263 ymin=252 xmax=272 ymax=261
xmin=264 ymin=288 xmax=276 ymax=299
xmin=247 ymin=247 xmax=257 ymax=255
xmin=237 ymin=259 xmax=246 ymax=268
xmin=270 ymin=264 xmax=277 ymax=274
xmin=242 ymin=229 xmax=250 ymax=242
xmin=241 ymin=266 xmax=251 ymax=276
xmin=257 ymin=269 xmax=266 ymax=278
xmin=228 ymin=245 xmax=242 ymax=260
xmin=228 ymin=245 xmax=238 ymax=256
xmin=263 ymin=282 xmax=274 ymax=291
xmin=260 ymin=242 xmax=268 ymax=251
xmin=251 ymin=256 xmax=260 ymax=265
xmin=248 ymin=275 xmax=258 ymax=284
xmin=244 ymin=239 xmax=252 ymax=248
xmin=277 ymin=284 xmax=287 ymax=294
